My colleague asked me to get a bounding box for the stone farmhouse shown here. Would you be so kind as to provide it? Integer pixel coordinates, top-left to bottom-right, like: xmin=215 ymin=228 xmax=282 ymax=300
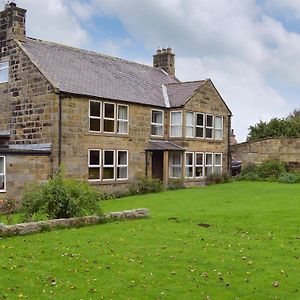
xmin=0 ymin=3 xmax=232 ymax=200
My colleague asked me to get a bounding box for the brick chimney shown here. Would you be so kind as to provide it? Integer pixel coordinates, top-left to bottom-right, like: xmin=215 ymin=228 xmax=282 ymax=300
xmin=0 ymin=2 xmax=26 ymax=43
xmin=153 ymin=47 xmax=175 ymax=76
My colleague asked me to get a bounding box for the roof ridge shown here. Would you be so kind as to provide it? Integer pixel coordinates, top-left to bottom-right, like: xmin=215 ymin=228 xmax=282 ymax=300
xmin=25 ymin=37 xmax=173 ymax=77
xmin=165 ymin=79 xmax=208 ymax=86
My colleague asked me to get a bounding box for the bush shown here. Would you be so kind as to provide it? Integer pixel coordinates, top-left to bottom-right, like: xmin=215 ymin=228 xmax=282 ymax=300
xmin=240 ymin=159 xmax=287 ymax=181
xmin=168 ymin=178 xmax=185 ymax=190
xmin=278 ymin=172 xmax=300 ymax=184
xmin=129 ymin=176 xmax=164 ymax=195
xmin=205 ymin=173 xmax=229 ymax=185
xmin=0 ymin=197 xmax=16 ymax=225
xmin=20 ymin=169 xmax=102 ymax=222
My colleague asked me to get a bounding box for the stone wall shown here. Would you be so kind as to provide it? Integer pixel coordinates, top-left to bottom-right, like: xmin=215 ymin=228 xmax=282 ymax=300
xmin=0 ymin=208 xmax=149 ymax=237
xmin=231 ymin=138 xmax=300 ymax=171
xmin=0 ymin=154 xmax=51 ymax=201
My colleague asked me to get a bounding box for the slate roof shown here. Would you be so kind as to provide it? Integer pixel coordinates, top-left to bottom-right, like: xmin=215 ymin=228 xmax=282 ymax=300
xmin=146 ymin=140 xmax=185 ymax=151
xmin=18 ymin=38 xmax=230 ymax=112
xmin=166 ymin=81 xmax=207 ymax=107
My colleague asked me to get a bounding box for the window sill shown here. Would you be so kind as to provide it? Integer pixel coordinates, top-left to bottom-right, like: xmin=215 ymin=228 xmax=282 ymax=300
xmin=86 ymin=132 xmax=129 ymax=138
xmin=88 ymin=180 xmax=130 ymax=186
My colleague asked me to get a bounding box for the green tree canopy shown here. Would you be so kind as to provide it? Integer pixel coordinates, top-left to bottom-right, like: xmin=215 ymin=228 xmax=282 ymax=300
xmin=247 ymin=109 xmax=300 ymax=141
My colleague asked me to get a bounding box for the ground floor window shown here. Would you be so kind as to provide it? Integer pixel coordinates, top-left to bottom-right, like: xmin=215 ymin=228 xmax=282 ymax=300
xmin=169 ymin=152 xmax=182 ymax=178
xmin=88 ymin=150 xmax=128 ymax=181
xmin=0 ymin=156 xmax=5 ymax=192
xmin=184 ymin=151 xmax=223 ymax=178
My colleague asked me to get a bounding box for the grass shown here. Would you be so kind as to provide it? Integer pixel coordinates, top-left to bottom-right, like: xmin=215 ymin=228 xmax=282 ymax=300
xmin=0 ymin=181 xmax=300 ymax=299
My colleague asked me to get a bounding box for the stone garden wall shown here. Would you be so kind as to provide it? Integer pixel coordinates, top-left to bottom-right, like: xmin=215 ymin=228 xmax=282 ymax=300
xmin=231 ymin=138 xmax=300 ymax=171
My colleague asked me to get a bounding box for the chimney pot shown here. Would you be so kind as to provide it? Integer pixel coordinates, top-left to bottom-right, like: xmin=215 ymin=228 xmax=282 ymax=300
xmin=167 ymin=47 xmax=172 ymax=53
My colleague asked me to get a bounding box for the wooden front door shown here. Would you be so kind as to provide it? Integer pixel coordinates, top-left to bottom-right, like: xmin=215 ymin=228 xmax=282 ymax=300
xmin=152 ymin=151 xmax=164 ymax=181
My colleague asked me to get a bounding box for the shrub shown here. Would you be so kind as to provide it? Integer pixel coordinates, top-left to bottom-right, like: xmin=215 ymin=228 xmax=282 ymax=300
xmin=205 ymin=173 xmax=229 ymax=185
xmin=168 ymin=178 xmax=185 ymax=190
xmin=129 ymin=176 xmax=164 ymax=195
xmin=278 ymin=172 xmax=300 ymax=184
xmin=0 ymin=197 xmax=16 ymax=225
xmin=20 ymin=169 xmax=102 ymax=222
xmin=240 ymin=160 xmax=287 ymax=181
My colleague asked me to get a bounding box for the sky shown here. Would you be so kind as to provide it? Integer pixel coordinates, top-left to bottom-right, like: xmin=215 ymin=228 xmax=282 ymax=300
xmin=6 ymin=0 xmax=300 ymax=141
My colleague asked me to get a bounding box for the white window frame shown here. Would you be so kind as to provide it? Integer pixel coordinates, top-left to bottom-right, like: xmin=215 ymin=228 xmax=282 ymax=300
xmin=214 ymin=116 xmax=223 ymax=140
xmin=117 ymin=150 xmax=128 ymax=180
xmin=117 ymin=104 xmax=129 ymax=134
xmin=0 ymin=156 xmax=6 ymax=192
xmin=103 ymin=150 xmax=115 ymax=181
xmin=195 ymin=152 xmax=204 ymax=179
xmin=103 ymin=102 xmax=116 ymax=133
xmin=185 ymin=152 xmax=194 ymax=178
xmin=205 ymin=114 xmax=214 ymax=139
xmin=170 ymin=111 xmax=183 ymax=138
xmin=88 ymin=149 xmax=101 ymax=181
xmin=169 ymin=152 xmax=182 ymax=179
xmin=151 ymin=109 xmax=164 ymax=137
xmin=89 ymin=100 xmax=102 ymax=133
xmin=185 ymin=111 xmax=194 ymax=138
xmin=195 ymin=113 xmax=205 ymax=139
xmin=205 ymin=152 xmax=213 ymax=177
xmin=214 ymin=153 xmax=223 ymax=174
xmin=0 ymin=62 xmax=9 ymax=83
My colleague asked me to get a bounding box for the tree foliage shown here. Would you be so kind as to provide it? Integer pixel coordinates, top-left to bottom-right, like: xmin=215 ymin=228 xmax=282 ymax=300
xmin=247 ymin=109 xmax=300 ymax=141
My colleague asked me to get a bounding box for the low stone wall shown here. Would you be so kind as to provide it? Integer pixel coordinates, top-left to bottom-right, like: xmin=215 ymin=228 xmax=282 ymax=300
xmin=0 ymin=208 xmax=149 ymax=237
xmin=231 ymin=138 xmax=300 ymax=171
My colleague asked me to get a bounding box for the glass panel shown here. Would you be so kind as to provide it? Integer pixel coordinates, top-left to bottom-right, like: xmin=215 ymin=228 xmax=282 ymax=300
xmin=104 ymin=151 xmax=114 ymax=165
xmin=206 ymin=154 xmax=213 ymax=166
xmin=215 ymin=130 xmax=222 ymax=140
xmin=118 ymin=151 xmax=127 ymax=165
xmin=117 ymin=167 xmax=127 ymax=179
xmin=206 ymin=128 xmax=213 ymax=138
xmin=104 ymin=120 xmax=114 ymax=132
xmin=206 ymin=115 xmax=213 ymax=127
xmin=89 ymin=150 xmax=100 ymax=165
xmin=152 ymin=111 xmax=163 ymax=124
xmin=103 ymin=167 xmax=114 ymax=179
xmin=196 ymin=127 xmax=203 ymax=138
xmin=215 ymin=116 xmax=222 ymax=129
xmin=0 ymin=62 xmax=8 ymax=83
xmin=215 ymin=154 xmax=222 ymax=165
xmin=171 ymin=152 xmax=181 ymax=165
xmin=88 ymin=168 xmax=100 ymax=180
xmin=185 ymin=167 xmax=193 ymax=177
xmin=214 ymin=166 xmax=222 ymax=175
xmin=104 ymin=103 xmax=115 ymax=118
xmin=195 ymin=167 xmax=203 ymax=177
xmin=90 ymin=101 xmax=101 ymax=117
xmin=151 ymin=125 xmax=163 ymax=136
xmin=90 ymin=118 xmax=100 ymax=131
xmin=196 ymin=153 xmax=203 ymax=165
xmin=186 ymin=112 xmax=193 ymax=126
xmin=186 ymin=153 xmax=193 ymax=165
xmin=118 ymin=105 xmax=128 ymax=120
xmin=171 ymin=166 xmax=181 ymax=178
xmin=0 ymin=175 xmax=4 ymax=190
xmin=0 ymin=157 xmax=4 ymax=173
xmin=205 ymin=166 xmax=213 ymax=176
xmin=171 ymin=125 xmax=182 ymax=137
xmin=196 ymin=114 xmax=204 ymax=126
xmin=118 ymin=121 xmax=128 ymax=134
xmin=171 ymin=112 xmax=181 ymax=124
xmin=186 ymin=127 xmax=193 ymax=137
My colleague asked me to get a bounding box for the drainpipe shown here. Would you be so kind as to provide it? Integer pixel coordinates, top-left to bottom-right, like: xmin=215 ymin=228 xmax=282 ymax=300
xmin=228 ymin=115 xmax=232 ymax=174
xmin=58 ymin=93 xmax=62 ymax=167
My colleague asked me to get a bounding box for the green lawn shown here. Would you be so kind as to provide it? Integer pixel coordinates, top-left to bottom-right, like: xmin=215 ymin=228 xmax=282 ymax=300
xmin=1 ymin=181 xmax=300 ymax=299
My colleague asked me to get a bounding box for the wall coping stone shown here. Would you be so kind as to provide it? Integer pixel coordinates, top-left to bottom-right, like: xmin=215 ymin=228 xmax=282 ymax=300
xmin=0 ymin=208 xmax=149 ymax=237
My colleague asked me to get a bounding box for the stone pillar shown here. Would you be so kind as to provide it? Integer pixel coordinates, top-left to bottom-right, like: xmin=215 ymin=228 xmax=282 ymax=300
xmin=153 ymin=48 xmax=175 ymax=76
xmin=163 ymin=150 xmax=169 ymax=186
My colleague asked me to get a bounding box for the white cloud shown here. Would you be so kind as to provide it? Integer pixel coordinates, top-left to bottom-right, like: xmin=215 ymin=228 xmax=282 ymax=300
xmin=19 ymin=0 xmax=89 ymax=47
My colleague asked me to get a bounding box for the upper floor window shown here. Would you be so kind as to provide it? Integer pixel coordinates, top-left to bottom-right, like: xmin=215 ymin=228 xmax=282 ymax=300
xmin=151 ymin=110 xmax=164 ymax=137
xmin=0 ymin=156 xmax=6 ymax=192
xmin=89 ymin=100 xmax=129 ymax=134
xmin=205 ymin=114 xmax=214 ymax=139
xmin=117 ymin=105 xmax=129 ymax=134
xmin=170 ymin=111 xmax=182 ymax=137
xmin=195 ymin=113 xmax=204 ymax=138
xmin=89 ymin=101 xmax=101 ymax=132
xmin=186 ymin=112 xmax=194 ymax=138
xmin=214 ymin=116 xmax=223 ymax=140
xmin=0 ymin=62 xmax=9 ymax=83
xmin=104 ymin=103 xmax=116 ymax=133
